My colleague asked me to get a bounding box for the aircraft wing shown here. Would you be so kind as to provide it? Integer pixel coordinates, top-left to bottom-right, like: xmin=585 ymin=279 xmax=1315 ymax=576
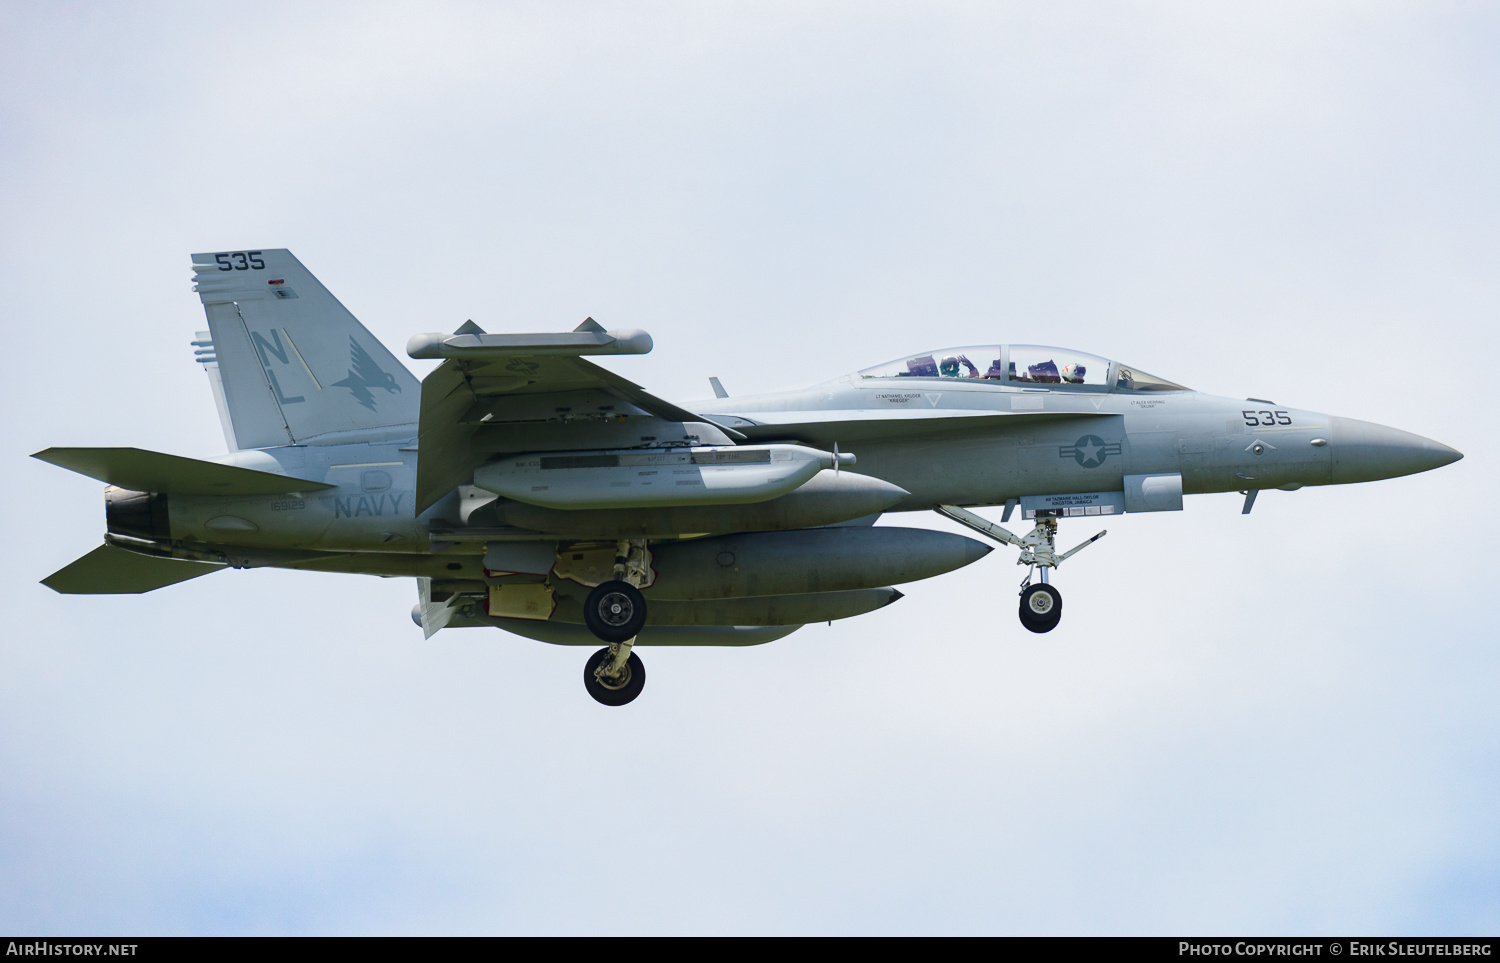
xmin=412 ymin=323 xmax=739 ymax=514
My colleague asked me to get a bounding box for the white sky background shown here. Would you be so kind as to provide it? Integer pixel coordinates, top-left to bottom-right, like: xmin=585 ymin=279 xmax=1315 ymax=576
xmin=1 ymin=1 xmax=1496 ymax=935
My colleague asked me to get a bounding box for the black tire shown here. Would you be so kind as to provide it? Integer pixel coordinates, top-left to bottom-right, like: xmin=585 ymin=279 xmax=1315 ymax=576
xmin=1019 ymin=583 xmax=1062 ymax=634
xmin=584 ymin=647 xmax=646 ymax=706
xmin=583 ymin=580 xmax=647 ymax=643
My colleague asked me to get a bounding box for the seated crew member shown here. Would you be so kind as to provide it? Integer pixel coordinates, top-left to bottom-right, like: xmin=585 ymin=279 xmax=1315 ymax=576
xmin=940 ymin=355 xmax=980 ymax=377
xmin=1061 ymin=362 xmax=1087 ymax=384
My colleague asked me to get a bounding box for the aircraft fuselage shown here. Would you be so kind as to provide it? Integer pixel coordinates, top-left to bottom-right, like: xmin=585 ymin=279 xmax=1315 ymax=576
xmin=138 ymin=381 xmax=1457 ymax=569
xmin=41 ymin=249 xmax=1464 ymax=704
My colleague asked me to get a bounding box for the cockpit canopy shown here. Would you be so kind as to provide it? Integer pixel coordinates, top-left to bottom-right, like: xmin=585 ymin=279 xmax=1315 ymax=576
xmin=855 ymin=344 xmax=1188 ymax=392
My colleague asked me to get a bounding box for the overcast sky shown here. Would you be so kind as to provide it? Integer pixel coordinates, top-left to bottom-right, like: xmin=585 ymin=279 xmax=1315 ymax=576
xmin=1 ymin=1 xmax=1496 ymax=935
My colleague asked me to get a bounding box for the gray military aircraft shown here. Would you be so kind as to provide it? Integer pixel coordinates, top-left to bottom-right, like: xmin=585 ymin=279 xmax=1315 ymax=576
xmin=37 ymin=249 xmax=1463 ymax=705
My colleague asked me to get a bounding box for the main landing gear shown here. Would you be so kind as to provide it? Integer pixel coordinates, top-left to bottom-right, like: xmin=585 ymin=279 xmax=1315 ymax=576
xmin=937 ymin=506 xmax=1106 ymax=634
xmin=583 ymin=580 xmax=646 ymax=642
xmin=583 ymin=540 xmax=651 ymax=706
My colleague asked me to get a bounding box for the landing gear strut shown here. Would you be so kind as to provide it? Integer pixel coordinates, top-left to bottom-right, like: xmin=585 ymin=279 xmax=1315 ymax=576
xmin=583 ymin=539 xmax=651 ymax=705
xmin=937 ymin=505 xmax=1105 ymax=634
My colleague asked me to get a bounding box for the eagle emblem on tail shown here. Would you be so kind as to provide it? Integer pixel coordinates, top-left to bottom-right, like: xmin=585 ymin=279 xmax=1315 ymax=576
xmin=333 ymin=337 xmax=403 ymax=411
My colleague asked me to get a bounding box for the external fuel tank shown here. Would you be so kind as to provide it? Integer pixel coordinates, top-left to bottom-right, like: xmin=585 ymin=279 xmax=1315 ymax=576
xmin=645 ymin=526 xmax=992 ymax=600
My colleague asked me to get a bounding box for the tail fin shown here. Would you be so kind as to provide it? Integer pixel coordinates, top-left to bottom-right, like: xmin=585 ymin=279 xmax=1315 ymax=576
xmin=191 ymin=249 xmax=419 ymax=448
xmin=192 ymin=329 xmax=239 ymax=449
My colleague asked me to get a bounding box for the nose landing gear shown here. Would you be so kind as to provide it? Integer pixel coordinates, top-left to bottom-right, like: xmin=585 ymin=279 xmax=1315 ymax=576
xmin=937 ymin=505 xmax=1104 ymax=634
xmin=1019 ymin=580 xmax=1062 ymax=633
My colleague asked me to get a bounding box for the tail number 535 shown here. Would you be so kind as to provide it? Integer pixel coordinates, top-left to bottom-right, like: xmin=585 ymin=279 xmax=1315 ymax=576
xmin=215 ymin=251 xmax=265 ymax=271
xmin=1243 ymin=409 xmax=1291 ymax=427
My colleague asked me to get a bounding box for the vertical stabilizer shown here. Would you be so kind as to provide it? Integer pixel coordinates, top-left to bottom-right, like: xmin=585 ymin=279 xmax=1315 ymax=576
xmin=192 ymin=330 xmax=239 ymax=450
xmin=191 ymin=250 xmax=419 ymax=447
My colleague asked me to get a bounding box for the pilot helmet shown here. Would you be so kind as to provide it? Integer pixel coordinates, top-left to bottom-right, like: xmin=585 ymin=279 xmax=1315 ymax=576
xmin=1061 ymin=362 xmax=1087 ymax=383
xmin=939 ymin=357 xmax=961 ymax=377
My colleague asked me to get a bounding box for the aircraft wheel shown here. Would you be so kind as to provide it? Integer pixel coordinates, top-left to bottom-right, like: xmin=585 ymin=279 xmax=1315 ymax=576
xmin=584 ymin=580 xmax=647 ymax=643
xmin=1019 ymin=583 xmax=1062 ymax=634
xmin=584 ymin=647 xmax=646 ymax=706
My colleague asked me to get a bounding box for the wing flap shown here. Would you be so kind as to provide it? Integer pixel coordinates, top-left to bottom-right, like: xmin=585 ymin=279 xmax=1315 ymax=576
xmin=42 ymin=544 xmax=224 ymax=594
xmin=33 ymin=447 xmax=334 ymax=495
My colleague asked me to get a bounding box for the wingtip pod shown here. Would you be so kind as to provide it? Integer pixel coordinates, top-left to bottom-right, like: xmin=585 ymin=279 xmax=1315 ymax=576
xmin=406 ymin=328 xmax=653 ymax=360
xmin=610 ymin=328 xmax=653 ymax=354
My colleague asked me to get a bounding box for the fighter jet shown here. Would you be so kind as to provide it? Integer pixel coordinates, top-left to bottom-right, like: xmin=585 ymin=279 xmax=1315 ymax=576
xmin=35 ymin=250 xmax=1463 ymax=705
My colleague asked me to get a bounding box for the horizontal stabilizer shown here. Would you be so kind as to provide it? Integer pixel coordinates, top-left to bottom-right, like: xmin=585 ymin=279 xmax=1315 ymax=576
xmin=43 ymin=544 xmax=224 ymax=594
xmin=33 ymin=447 xmax=334 ymax=495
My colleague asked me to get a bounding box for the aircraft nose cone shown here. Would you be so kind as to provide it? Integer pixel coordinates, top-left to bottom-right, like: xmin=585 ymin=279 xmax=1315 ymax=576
xmin=1328 ymin=416 xmax=1463 ymax=484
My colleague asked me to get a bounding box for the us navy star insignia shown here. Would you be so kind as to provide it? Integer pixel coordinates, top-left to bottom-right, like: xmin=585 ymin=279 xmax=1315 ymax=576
xmin=1059 ymin=434 xmax=1122 ymax=468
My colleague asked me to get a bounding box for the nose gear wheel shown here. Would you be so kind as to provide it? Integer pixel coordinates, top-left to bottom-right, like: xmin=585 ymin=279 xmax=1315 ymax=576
xmin=1019 ymin=583 xmax=1062 ymax=633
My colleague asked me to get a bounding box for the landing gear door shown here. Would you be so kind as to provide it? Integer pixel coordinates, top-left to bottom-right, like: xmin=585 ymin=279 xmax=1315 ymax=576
xmin=1019 ymin=491 xmax=1126 ymax=520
